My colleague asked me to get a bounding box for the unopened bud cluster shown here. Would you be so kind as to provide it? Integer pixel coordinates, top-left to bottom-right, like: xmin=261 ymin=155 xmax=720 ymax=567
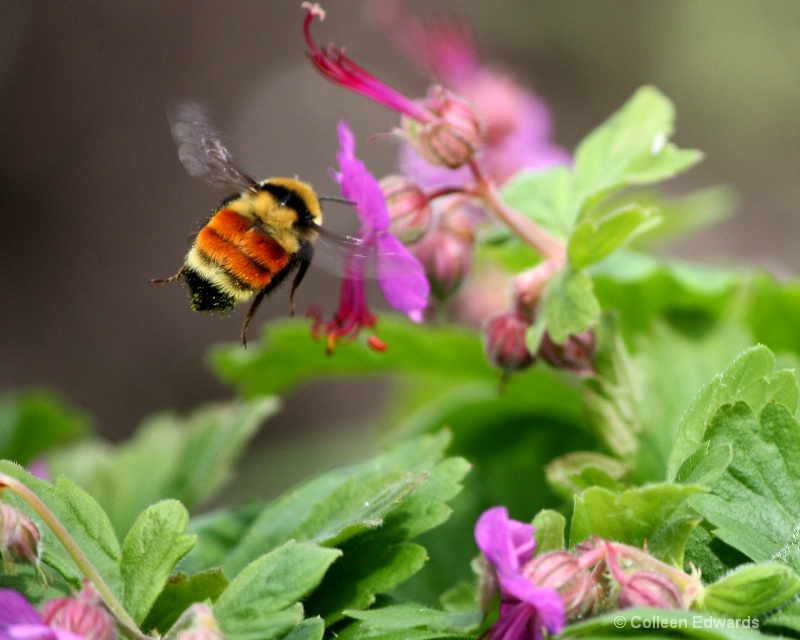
xmin=483 ymin=310 xmax=596 ymax=377
xmin=505 ymin=538 xmax=701 ymax=623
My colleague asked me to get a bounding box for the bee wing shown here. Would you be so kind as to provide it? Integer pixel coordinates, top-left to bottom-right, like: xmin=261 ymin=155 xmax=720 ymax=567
xmin=311 ymin=225 xmax=403 ymax=281
xmin=168 ymin=101 xmax=259 ymax=193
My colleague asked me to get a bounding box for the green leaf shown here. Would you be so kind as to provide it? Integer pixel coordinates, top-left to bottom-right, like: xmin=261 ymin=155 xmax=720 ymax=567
xmin=545 ymin=451 xmax=628 ymax=501
xmin=532 ymin=510 xmax=566 ymax=554
xmin=581 ymin=319 xmax=646 ymax=459
xmin=500 ymin=165 xmax=575 ymax=239
xmin=214 ymin=541 xmax=341 ymax=639
xmin=765 ymin=600 xmax=800 ymax=634
xmin=212 ymin=317 xmax=497 ymax=398
xmin=667 ymin=345 xmax=799 ymax=481
xmin=674 ymin=443 xmax=733 ymax=487
xmin=570 ymin=483 xmax=706 ymax=563
xmin=223 ymin=433 xmax=464 ymax=571
xmin=48 ymin=398 xmax=276 ymax=536
xmin=343 ymin=604 xmax=481 ymax=634
xmin=142 ymin=569 xmax=228 ymax=634
xmin=574 ymin=86 xmax=703 ymax=210
xmin=0 ymin=461 xmax=122 ymax=592
xmin=568 ymin=204 xmax=661 ymax=269
xmin=0 ymin=390 xmax=89 ymax=465
xmin=687 ymin=402 xmax=800 ymax=570
xmin=533 ymin=266 xmax=600 ymax=346
xmin=304 ymin=439 xmax=470 ymax=622
xmin=283 ymin=617 xmax=325 ymax=640
xmin=606 ymin=185 xmax=736 ymax=248
xmin=120 ymin=500 xmax=196 ymax=624
xmin=306 ymin=542 xmax=429 ymax=624
xmin=701 ymin=563 xmax=800 ymax=618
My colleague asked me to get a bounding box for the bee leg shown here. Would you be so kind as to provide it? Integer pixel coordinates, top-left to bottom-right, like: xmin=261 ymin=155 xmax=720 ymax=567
xmin=289 ymin=244 xmax=314 ymax=315
xmin=150 ymin=266 xmax=185 ymax=285
xmin=241 ymin=289 xmax=267 ymax=348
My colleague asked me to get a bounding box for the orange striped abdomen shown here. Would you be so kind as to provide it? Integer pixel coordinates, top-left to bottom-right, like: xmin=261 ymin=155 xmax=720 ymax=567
xmin=197 ymin=208 xmax=290 ymax=290
xmin=183 ymin=207 xmax=294 ymax=312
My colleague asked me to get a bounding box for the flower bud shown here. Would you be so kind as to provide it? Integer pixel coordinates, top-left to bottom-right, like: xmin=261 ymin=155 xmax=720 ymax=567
xmin=405 ymin=86 xmax=483 ymax=168
xmin=165 ymin=603 xmax=223 ymax=640
xmin=0 ymin=502 xmax=41 ymax=570
xmin=538 ymin=330 xmax=595 ymax=375
xmin=42 ymin=582 xmax=116 ymax=640
xmin=484 ymin=310 xmax=534 ymax=374
xmin=380 ymin=175 xmax=432 ymax=244
xmin=523 ymin=551 xmax=593 ymax=619
xmin=412 ymin=227 xmax=473 ymax=300
xmin=617 ymin=570 xmax=685 ymax=610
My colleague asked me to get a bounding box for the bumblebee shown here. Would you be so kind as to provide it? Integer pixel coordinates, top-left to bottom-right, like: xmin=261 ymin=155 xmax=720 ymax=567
xmin=154 ymin=103 xmax=350 ymax=345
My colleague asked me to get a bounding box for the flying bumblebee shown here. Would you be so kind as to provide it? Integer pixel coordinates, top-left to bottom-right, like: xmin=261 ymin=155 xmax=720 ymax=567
xmin=154 ymin=102 xmax=354 ymax=346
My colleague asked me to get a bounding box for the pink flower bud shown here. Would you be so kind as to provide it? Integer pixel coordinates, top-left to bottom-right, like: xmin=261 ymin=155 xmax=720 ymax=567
xmin=42 ymin=582 xmax=116 ymax=640
xmin=168 ymin=603 xmax=223 ymax=640
xmin=483 ymin=310 xmax=535 ymax=374
xmin=405 ymin=86 xmax=483 ymax=168
xmin=380 ymin=175 xmax=432 ymax=244
xmin=0 ymin=502 xmax=40 ymax=569
xmin=412 ymin=227 xmax=473 ymax=300
xmin=538 ymin=330 xmax=596 ymax=375
xmin=523 ymin=551 xmax=593 ymax=619
xmin=618 ymin=570 xmax=685 ymax=610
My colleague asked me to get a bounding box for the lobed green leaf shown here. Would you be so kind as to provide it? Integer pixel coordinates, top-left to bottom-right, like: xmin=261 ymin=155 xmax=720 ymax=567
xmin=214 ymin=541 xmax=341 ymax=638
xmin=701 ymin=563 xmax=800 ymax=618
xmin=568 ymin=205 xmax=661 ymax=269
xmin=574 ymin=86 xmax=702 ymax=211
xmin=120 ymin=500 xmax=196 ymax=624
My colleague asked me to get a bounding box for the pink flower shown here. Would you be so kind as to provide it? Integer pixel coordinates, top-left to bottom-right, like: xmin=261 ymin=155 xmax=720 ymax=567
xmin=0 ymin=589 xmax=85 ymax=640
xmin=302 ymin=3 xmax=431 ymax=123
xmin=475 ymin=507 xmax=565 ymax=640
xmin=310 ymin=120 xmax=429 ymax=351
xmin=371 ymin=1 xmax=570 ymax=185
xmin=303 ymin=4 xmax=482 ymax=169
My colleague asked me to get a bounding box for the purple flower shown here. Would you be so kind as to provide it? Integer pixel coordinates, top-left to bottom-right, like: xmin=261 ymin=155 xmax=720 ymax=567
xmin=302 ymin=3 xmax=432 ymax=123
xmin=310 ymin=121 xmax=429 ymax=351
xmin=0 ymin=589 xmax=84 ymax=640
xmin=371 ymin=3 xmax=570 ymax=185
xmin=475 ymin=507 xmax=565 ymax=640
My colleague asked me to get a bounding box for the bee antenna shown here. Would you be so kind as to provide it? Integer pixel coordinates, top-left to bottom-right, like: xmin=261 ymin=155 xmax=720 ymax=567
xmin=318 ymin=195 xmax=357 ymax=206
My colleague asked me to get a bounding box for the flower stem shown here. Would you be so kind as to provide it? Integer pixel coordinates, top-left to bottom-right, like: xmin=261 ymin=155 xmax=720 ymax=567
xmin=0 ymin=473 xmax=150 ymax=640
xmin=468 ymin=158 xmax=566 ymax=263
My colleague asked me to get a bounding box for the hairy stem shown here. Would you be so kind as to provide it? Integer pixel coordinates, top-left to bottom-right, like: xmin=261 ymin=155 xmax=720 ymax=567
xmin=468 ymin=158 xmax=566 ymax=263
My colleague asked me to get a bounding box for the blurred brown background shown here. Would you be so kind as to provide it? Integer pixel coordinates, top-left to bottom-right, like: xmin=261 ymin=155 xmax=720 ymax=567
xmin=1 ymin=0 xmax=798 ymax=444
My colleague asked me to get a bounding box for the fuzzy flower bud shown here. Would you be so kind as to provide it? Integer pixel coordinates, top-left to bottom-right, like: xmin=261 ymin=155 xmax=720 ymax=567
xmin=618 ymin=570 xmax=686 ymax=610
xmin=0 ymin=502 xmax=40 ymax=570
xmin=380 ymin=175 xmax=432 ymax=244
xmin=484 ymin=309 xmax=535 ymax=374
xmin=538 ymin=330 xmax=596 ymax=375
xmin=522 ymin=551 xmax=593 ymax=619
xmin=404 ymin=86 xmax=483 ymax=168
xmin=42 ymin=582 xmax=117 ymax=640
xmin=165 ymin=603 xmax=223 ymax=640
xmin=411 ymin=207 xmax=475 ymax=301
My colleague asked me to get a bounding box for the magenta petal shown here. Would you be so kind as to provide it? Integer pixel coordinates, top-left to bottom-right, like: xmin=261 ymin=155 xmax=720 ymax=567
xmin=334 ymin=120 xmax=389 ymax=231
xmin=0 ymin=590 xmax=42 ymax=625
xmin=375 ymin=234 xmax=429 ymax=319
xmin=501 ymin=576 xmax=565 ymax=635
xmin=475 ymin=507 xmax=535 ymax=576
